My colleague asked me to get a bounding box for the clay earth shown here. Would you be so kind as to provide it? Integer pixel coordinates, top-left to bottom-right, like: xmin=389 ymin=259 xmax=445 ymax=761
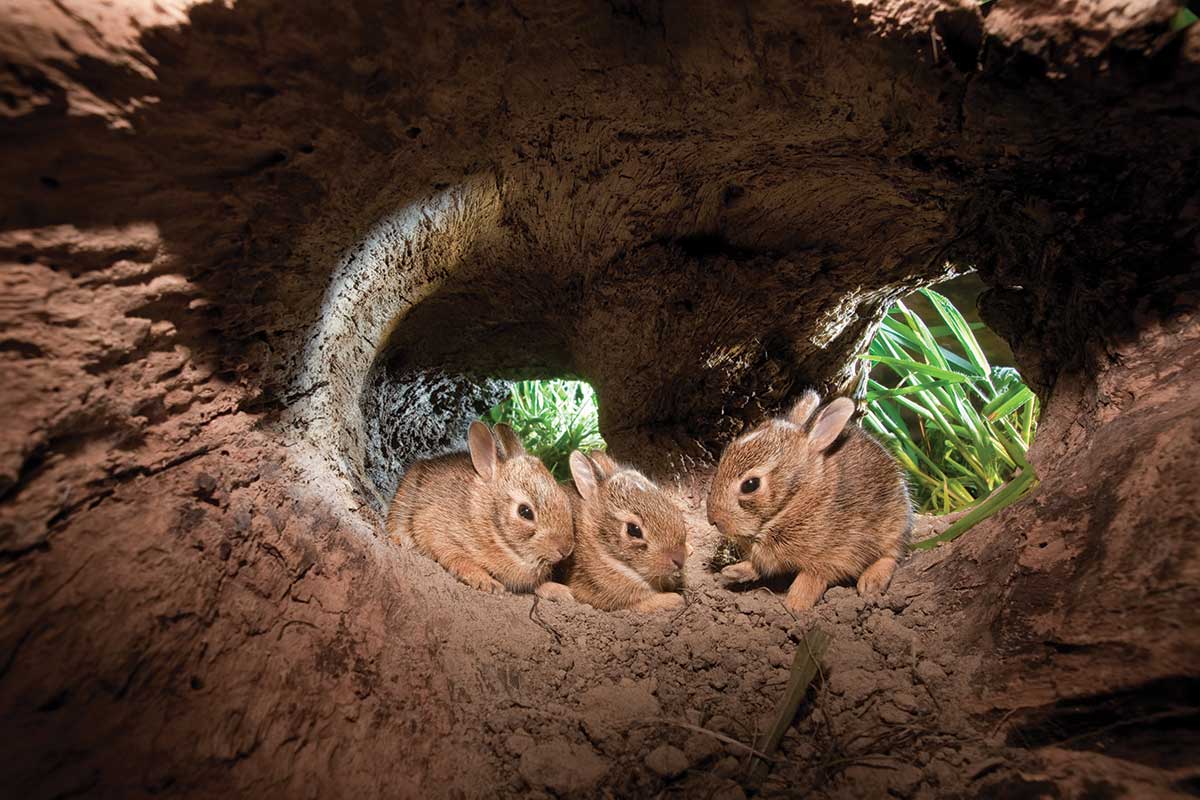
xmin=1 ymin=1 xmax=1197 ymax=798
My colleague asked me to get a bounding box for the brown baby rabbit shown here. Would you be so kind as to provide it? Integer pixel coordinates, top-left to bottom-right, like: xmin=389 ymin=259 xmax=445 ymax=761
xmin=706 ymin=390 xmax=911 ymax=611
xmin=562 ymin=450 xmax=690 ymax=612
xmin=387 ymin=421 xmax=575 ymax=598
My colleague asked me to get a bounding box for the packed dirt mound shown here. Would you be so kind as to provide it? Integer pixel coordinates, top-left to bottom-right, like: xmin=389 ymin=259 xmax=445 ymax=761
xmin=372 ymin=479 xmax=1057 ymax=799
xmin=2 ymin=0 xmax=1198 ymax=797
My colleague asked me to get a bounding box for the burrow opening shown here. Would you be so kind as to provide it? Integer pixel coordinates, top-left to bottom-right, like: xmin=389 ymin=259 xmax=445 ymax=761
xmin=359 ymin=267 xmax=1038 ymax=527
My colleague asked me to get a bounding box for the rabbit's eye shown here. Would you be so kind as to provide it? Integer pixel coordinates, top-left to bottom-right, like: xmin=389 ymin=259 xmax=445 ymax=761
xmin=740 ymin=477 xmax=760 ymax=494
xmin=626 ymin=522 xmax=644 ymax=539
xmin=518 ymin=504 xmax=535 ymax=521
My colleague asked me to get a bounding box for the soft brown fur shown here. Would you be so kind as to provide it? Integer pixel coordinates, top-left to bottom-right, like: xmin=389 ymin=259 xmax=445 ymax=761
xmin=706 ymin=390 xmax=912 ymax=611
xmin=561 ymin=451 xmax=689 ymax=612
xmin=386 ymin=421 xmax=574 ymax=595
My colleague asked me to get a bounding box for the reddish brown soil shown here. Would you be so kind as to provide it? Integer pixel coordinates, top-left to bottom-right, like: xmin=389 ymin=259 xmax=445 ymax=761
xmin=2 ymin=1 xmax=1198 ymax=798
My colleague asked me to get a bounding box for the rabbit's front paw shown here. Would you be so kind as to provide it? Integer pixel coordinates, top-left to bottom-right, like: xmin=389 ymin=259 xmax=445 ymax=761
xmin=635 ymin=592 xmax=684 ymax=612
xmin=534 ymin=581 xmax=573 ymax=602
xmin=468 ymin=573 xmax=506 ymax=593
xmin=785 ymin=571 xmax=827 ymax=611
xmin=720 ymin=561 xmax=760 ymax=584
xmin=856 ymin=556 xmax=897 ymax=596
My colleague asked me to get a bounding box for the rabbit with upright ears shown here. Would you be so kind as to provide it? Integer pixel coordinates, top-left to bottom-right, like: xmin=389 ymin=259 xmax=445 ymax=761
xmin=387 ymin=420 xmax=575 ymax=598
xmin=563 ymin=450 xmax=690 ymax=612
xmin=706 ymin=390 xmax=911 ymax=611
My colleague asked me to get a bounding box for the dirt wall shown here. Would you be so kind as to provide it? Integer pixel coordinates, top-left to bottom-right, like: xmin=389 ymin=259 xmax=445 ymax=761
xmin=1 ymin=1 xmax=1197 ymax=797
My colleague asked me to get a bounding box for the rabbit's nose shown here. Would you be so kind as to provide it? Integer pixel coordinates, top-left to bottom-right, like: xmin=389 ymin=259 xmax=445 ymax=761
xmin=670 ymin=549 xmax=686 ymax=571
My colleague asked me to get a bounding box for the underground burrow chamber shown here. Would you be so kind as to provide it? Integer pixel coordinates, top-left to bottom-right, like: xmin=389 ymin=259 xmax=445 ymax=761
xmin=1 ymin=1 xmax=1198 ymax=799
xmin=285 ymin=192 xmax=1198 ymax=799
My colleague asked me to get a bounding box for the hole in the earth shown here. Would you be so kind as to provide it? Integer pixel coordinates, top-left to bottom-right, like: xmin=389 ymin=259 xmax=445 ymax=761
xmin=480 ymin=379 xmax=605 ymax=481
xmin=361 ymin=364 xmax=511 ymax=505
xmin=1006 ymin=677 xmax=1200 ymax=771
xmin=361 ymin=370 xmax=606 ymax=505
xmin=864 ymin=272 xmax=1041 ymax=519
xmin=1174 ymin=775 xmax=1200 ymax=797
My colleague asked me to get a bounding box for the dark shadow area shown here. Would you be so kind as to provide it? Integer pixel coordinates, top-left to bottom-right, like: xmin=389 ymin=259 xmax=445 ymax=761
xmin=1 ymin=2 xmax=1198 ymax=799
xmin=909 ymin=272 xmax=1017 ymax=367
xmin=1007 ymin=677 xmax=1200 ymax=771
xmin=360 ymin=364 xmax=508 ymax=505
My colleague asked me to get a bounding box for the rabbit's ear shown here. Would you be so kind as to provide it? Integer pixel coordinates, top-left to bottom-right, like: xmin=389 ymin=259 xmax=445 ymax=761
xmin=808 ymin=398 xmax=855 ymax=452
xmin=569 ymin=451 xmax=599 ymax=500
xmin=586 ymin=450 xmax=618 ymax=479
xmin=492 ymin=423 xmax=525 ymax=459
xmin=787 ymin=390 xmax=822 ymax=427
xmin=468 ymin=421 xmax=498 ymax=480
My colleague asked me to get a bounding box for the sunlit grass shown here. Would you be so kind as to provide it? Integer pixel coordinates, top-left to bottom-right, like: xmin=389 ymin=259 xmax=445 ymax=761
xmin=862 ymin=288 xmax=1040 ymax=547
xmin=482 ymin=379 xmax=605 ymax=481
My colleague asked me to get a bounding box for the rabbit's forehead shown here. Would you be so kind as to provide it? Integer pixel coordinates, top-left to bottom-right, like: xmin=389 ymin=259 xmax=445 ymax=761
xmin=609 ymin=470 xmax=655 ymax=493
xmin=504 ymin=455 xmax=551 ymax=482
xmin=503 ymin=460 xmax=568 ymax=508
xmin=721 ymin=425 xmax=792 ymax=474
xmin=605 ymin=471 xmax=663 ymax=509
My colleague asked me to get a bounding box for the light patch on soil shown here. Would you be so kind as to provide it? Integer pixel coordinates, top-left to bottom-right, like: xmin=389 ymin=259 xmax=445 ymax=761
xmin=384 ymin=472 xmax=1003 ymax=799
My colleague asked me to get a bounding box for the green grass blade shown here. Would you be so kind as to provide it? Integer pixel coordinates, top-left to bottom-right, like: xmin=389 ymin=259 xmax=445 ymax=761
xmin=866 ymin=286 xmax=1040 ymax=521
xmin=920 ymin=288 xmax=991 ymax=379
xmin=861 ymin=355 xmax=973 ymax=383
xmin=866 ymin=379 xmax=970 ymax=401
xmin=910 ymin=467 xmax=1039 ymax=550
xmin=983 ymin=385 xmax=1034 ymax=420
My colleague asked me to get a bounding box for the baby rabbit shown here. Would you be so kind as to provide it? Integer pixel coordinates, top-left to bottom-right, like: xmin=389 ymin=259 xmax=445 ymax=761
xmin=387 ymin=421 xmax=575 ymax=598
xmin=563 ymin=450 xmax=690 ymax=612
xmin=706 ymin=390 xmax=911 ymax=611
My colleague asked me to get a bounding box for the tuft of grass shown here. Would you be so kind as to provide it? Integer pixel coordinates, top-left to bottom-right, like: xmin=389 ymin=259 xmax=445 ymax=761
xmin=1171 ymin=5 xmax=1198 ymax=32
xmin=482 ymin=379 xmax=605 ymax=481
xmin=749 ymin=628 xmax=832 ymax=785
xmin=862 ymin=288 xmax=1040 ymax=545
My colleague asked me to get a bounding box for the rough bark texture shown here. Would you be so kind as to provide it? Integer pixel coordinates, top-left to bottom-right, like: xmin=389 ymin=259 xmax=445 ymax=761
xmin=1 ymin=1 xmax=1197 ymax=798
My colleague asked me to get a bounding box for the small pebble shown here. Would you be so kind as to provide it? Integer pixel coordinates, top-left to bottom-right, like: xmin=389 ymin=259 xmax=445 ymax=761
xmin=893 ymin=691 xmax=921 ymax=713
xmin=712 ymin=785 xmax=747 ymax=800
xmin=834 ymin=602 xmax=858 ymax=624
xmin=789 ymin=741 xmax=816 ymax=761
xmin=767 ymin=610 xmax=792 ymax=630
xmin=734 ymin=596 xmax=758 ymax=615
xmin=722 ymin=651 xmax=746 ymax=670
xmin=506 ymin=732 xmax=534 ymax=755
xmin=706 ymin=715 xmax=736 ymax=734
xmin=767 ymin=647 xmax=790 ymax=668
xmin=164 ymin=388 xmax=193 ymax=411
xmin=645 ymin=745 xmax=689 ymax=778
xmin=684 ymin=732 xmax=723 ymax=765
xmin=879 ymin=703 xmax=911 ymax=725
xmin=915 ymin=659 xmax=947 ymax=683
